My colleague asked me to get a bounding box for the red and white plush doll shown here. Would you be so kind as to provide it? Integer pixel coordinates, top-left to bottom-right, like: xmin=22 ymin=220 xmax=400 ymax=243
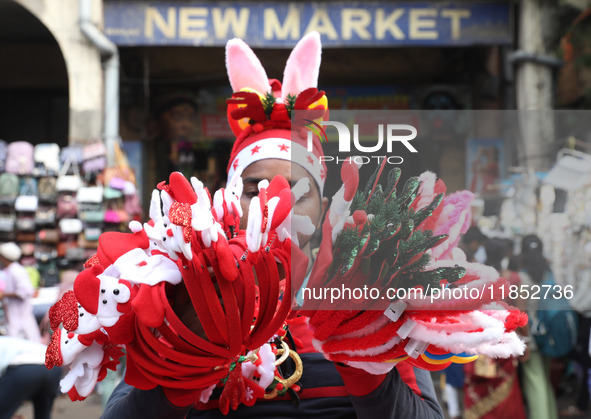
xmin=240 ymin=343 xmax=278 ymax=406
xmin=45 ymin=327 xmax=106 ymax=398
xmin=74 ymin=265 xmax=133 ymax=328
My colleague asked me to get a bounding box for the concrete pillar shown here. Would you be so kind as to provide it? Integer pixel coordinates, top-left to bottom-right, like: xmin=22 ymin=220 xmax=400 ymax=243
xmin=515 ymin=0 xmax=556 ymax=171
xmin=15 ymin=0 xmax=103 ymax=143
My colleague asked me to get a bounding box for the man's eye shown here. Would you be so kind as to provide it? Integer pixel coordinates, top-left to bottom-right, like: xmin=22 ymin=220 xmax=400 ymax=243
xmin=244 ymin=190 xmax=259 ymax=199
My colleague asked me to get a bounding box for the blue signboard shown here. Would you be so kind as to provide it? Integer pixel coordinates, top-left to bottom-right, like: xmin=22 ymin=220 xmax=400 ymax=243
xmin=104 ymin=1 xmax=512 ymax=47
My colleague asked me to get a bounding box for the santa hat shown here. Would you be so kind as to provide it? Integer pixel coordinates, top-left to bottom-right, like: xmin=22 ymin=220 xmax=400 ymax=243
xmin=96 ymin=230 xmax=150 ymax=268
xmin=74 ymin=265 xmax=104 ymax=315
xmin=225 ymin=32 xmax=327 ymax=195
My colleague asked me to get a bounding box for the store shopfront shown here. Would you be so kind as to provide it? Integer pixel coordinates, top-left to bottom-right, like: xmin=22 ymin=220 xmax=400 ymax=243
xmin=104 ymin=0 xmax=514 ymax=200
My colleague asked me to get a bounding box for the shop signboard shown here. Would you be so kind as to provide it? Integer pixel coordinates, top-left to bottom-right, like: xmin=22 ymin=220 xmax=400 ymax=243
xmin=104 ymin=1 xmax=512 ymax=47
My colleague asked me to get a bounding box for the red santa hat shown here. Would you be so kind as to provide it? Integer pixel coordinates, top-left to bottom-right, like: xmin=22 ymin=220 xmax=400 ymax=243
xmin=225 ymin=32 xmax=327 ymax=195
xmin=96 ymin=229 xmax=150 ymax=268
xmin=74 ymin=265 xmax=104 ymax=315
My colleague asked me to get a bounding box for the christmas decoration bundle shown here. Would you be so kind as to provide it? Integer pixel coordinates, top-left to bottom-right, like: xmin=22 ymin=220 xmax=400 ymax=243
xmin=44 ymin=31 xmax=527 ymax=414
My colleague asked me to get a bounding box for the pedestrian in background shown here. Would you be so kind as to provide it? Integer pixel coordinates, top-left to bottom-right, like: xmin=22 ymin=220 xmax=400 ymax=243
xmin=0 ymin=242 xmax=41 ymax=342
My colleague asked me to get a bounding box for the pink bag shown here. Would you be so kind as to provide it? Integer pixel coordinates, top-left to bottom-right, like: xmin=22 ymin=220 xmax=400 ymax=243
xmin=5 ymin=141 xmax=34 ymax=175
xmin=83 ymin=142 xmax=106 ymax=160
xmin=104 ymin=209 xmax=121 ymax=224
xmin=57 ymin=195 xmax=78 ymax=218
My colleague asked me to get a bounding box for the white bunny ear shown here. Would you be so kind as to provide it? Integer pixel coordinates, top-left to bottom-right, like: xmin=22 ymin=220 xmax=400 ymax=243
xmin=282 ymin=31 xmax=322 ymax=99
xmin=226 ymin=38 xmax=271 ymax=94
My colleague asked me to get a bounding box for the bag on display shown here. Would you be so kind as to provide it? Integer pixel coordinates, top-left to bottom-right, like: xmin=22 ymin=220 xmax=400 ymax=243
xmin=78 ymin=233 xmax=99 ymax=249
xmin=0 ymin=231 xmax=15 ymax=241
xmin=65 ymin=246 xmax=86 ymax=261
xmin=109 ymin=176 xmax=126 ymax=190
xmin=15 ymin=177 xmax=39 ymax=212
xmin=0 ymin=213 xmax=16 ymax=231
xmin=82 ymin=142 xmax=107 ymax=174
xmin=83 ymin=226 xmax=102 ymax=242
xmin=77 ymin=185 xmax=104 ymax=204
xmin=19 ymin=242 xmax=35 ymax=257
xmin=57 ymin=241 xmax=78 ymax=258
xmin=79 ymin=209 xmax=105 ymax=223
xmin=0 ymin=173 xmax=19 ymax=205
xmin=82 ymin=142 xmax=106 ymax=161
xmin=15 ymin=195 xmax=38 ymax=212
xmin=34 ymin=245 xmax=57 ymax=262
xmin=0 ymin=139 xmax=7 ymax=172
xmin=56 ymin=154 xmax=82 ymax=192
xmin=60 ymin=146 xmax=84 ymax=165
xmin=33 ymin=143 xmax=61 ymax=177
xmin=35 ymin=206 xmax=56 ymax=226
xmin=15 ymin=232 xmax=36 ymax=242
xmin=104 ymin=187 xmax=123 ymax=200
xmin=38 ymin=177 xmax=57 ymax=203
xmin=124 ymin=192 xmax=142 ymax=216
xmin=56 ymin=195 xmax=78 ymax=218
xmin=82 ymin=156 xmax=106 ymax=174
xmin=104 ymin=209 xmax=121 ymax=224
xmin=59 ymin=218 xmax=83 ymax=235
xmin=38 ymin=259 xmax=59 ymax=287
xmin=16 ymin=215 xmax=36 ymax=232
xmin=5 ymin=141 xmax=34 ymax=175
xmin=36 ymin=228 xmax=59 ymax=244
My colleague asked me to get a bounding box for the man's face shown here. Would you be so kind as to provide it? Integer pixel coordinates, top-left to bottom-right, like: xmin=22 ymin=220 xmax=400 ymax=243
xmin=158 ymin=102 xmax=197 ymax=142
xmin=239 ymin=159 xmax=328 ymax=250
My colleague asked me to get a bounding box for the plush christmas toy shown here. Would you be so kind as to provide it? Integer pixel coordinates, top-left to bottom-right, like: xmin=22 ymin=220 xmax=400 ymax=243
xmin=46 ymin=169 xmax=306 ymax=413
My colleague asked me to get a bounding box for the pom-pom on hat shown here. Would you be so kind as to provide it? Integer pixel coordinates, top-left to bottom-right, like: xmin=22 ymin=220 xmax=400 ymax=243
xmin=0 ymin=242 xmax=21 ymax=262
xmin=225 ymin=31 xmax=328 ymax=195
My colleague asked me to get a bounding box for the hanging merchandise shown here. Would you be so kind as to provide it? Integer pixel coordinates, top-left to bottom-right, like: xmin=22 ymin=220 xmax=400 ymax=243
xmin=60 ymin=146 xmax=84 ymax=167
xmin=36 ymin=228 xmax=60 ymax=245
xmin=0 ymin=173 xmax=19 ymax=206
xmin=0 ymin=212 xmax=16 ymax=232
xmin=15 ymin=214 xmax=36 ymax=232
xmin=544 ymin=149 xmax=591 ymax=191
xmin=79 ymin=208 xmax=105 ymax=224
xmin=0 ymin=139 xmax=7 ymax=172
xmin=57 ymin=154 xmax=82 ymax=193
xmin=57 ymin=194 xmax=78 ymax=219
xmin=123 ymin=182 xmax=142 ymax=218
xmin=77 ymin=185 xmax=104 ymax=205
xmin=33 ymin=143 xmax=61 ymax=177
xmin=38 ymin=177 xmax=58 ymax=204
xmin=103 ymin=187 xmax=122 ymax=200
xmin=5 ymin=141 xmax=34 ymax=175
xmin=108 ymin=176 xmax=126 ymax=191
xmin=35 ymin=245 xmax=59 ymax=287
xmin=15 ymin=231 xmax=36 ymax=243
xmin=82 ymin=141 xmax=107 ymax=174
xmin=35 ymin=206 xmax=57 ymax=227
xmin=14 ymin=177 xmax=39 ymax=213
xmin=59 ymin=218 xmax=84 ymax=236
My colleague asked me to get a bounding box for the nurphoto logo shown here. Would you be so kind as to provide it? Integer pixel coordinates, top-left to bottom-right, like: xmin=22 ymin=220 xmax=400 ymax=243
xmin=306 ymin=119 xmax=418 ymax=165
